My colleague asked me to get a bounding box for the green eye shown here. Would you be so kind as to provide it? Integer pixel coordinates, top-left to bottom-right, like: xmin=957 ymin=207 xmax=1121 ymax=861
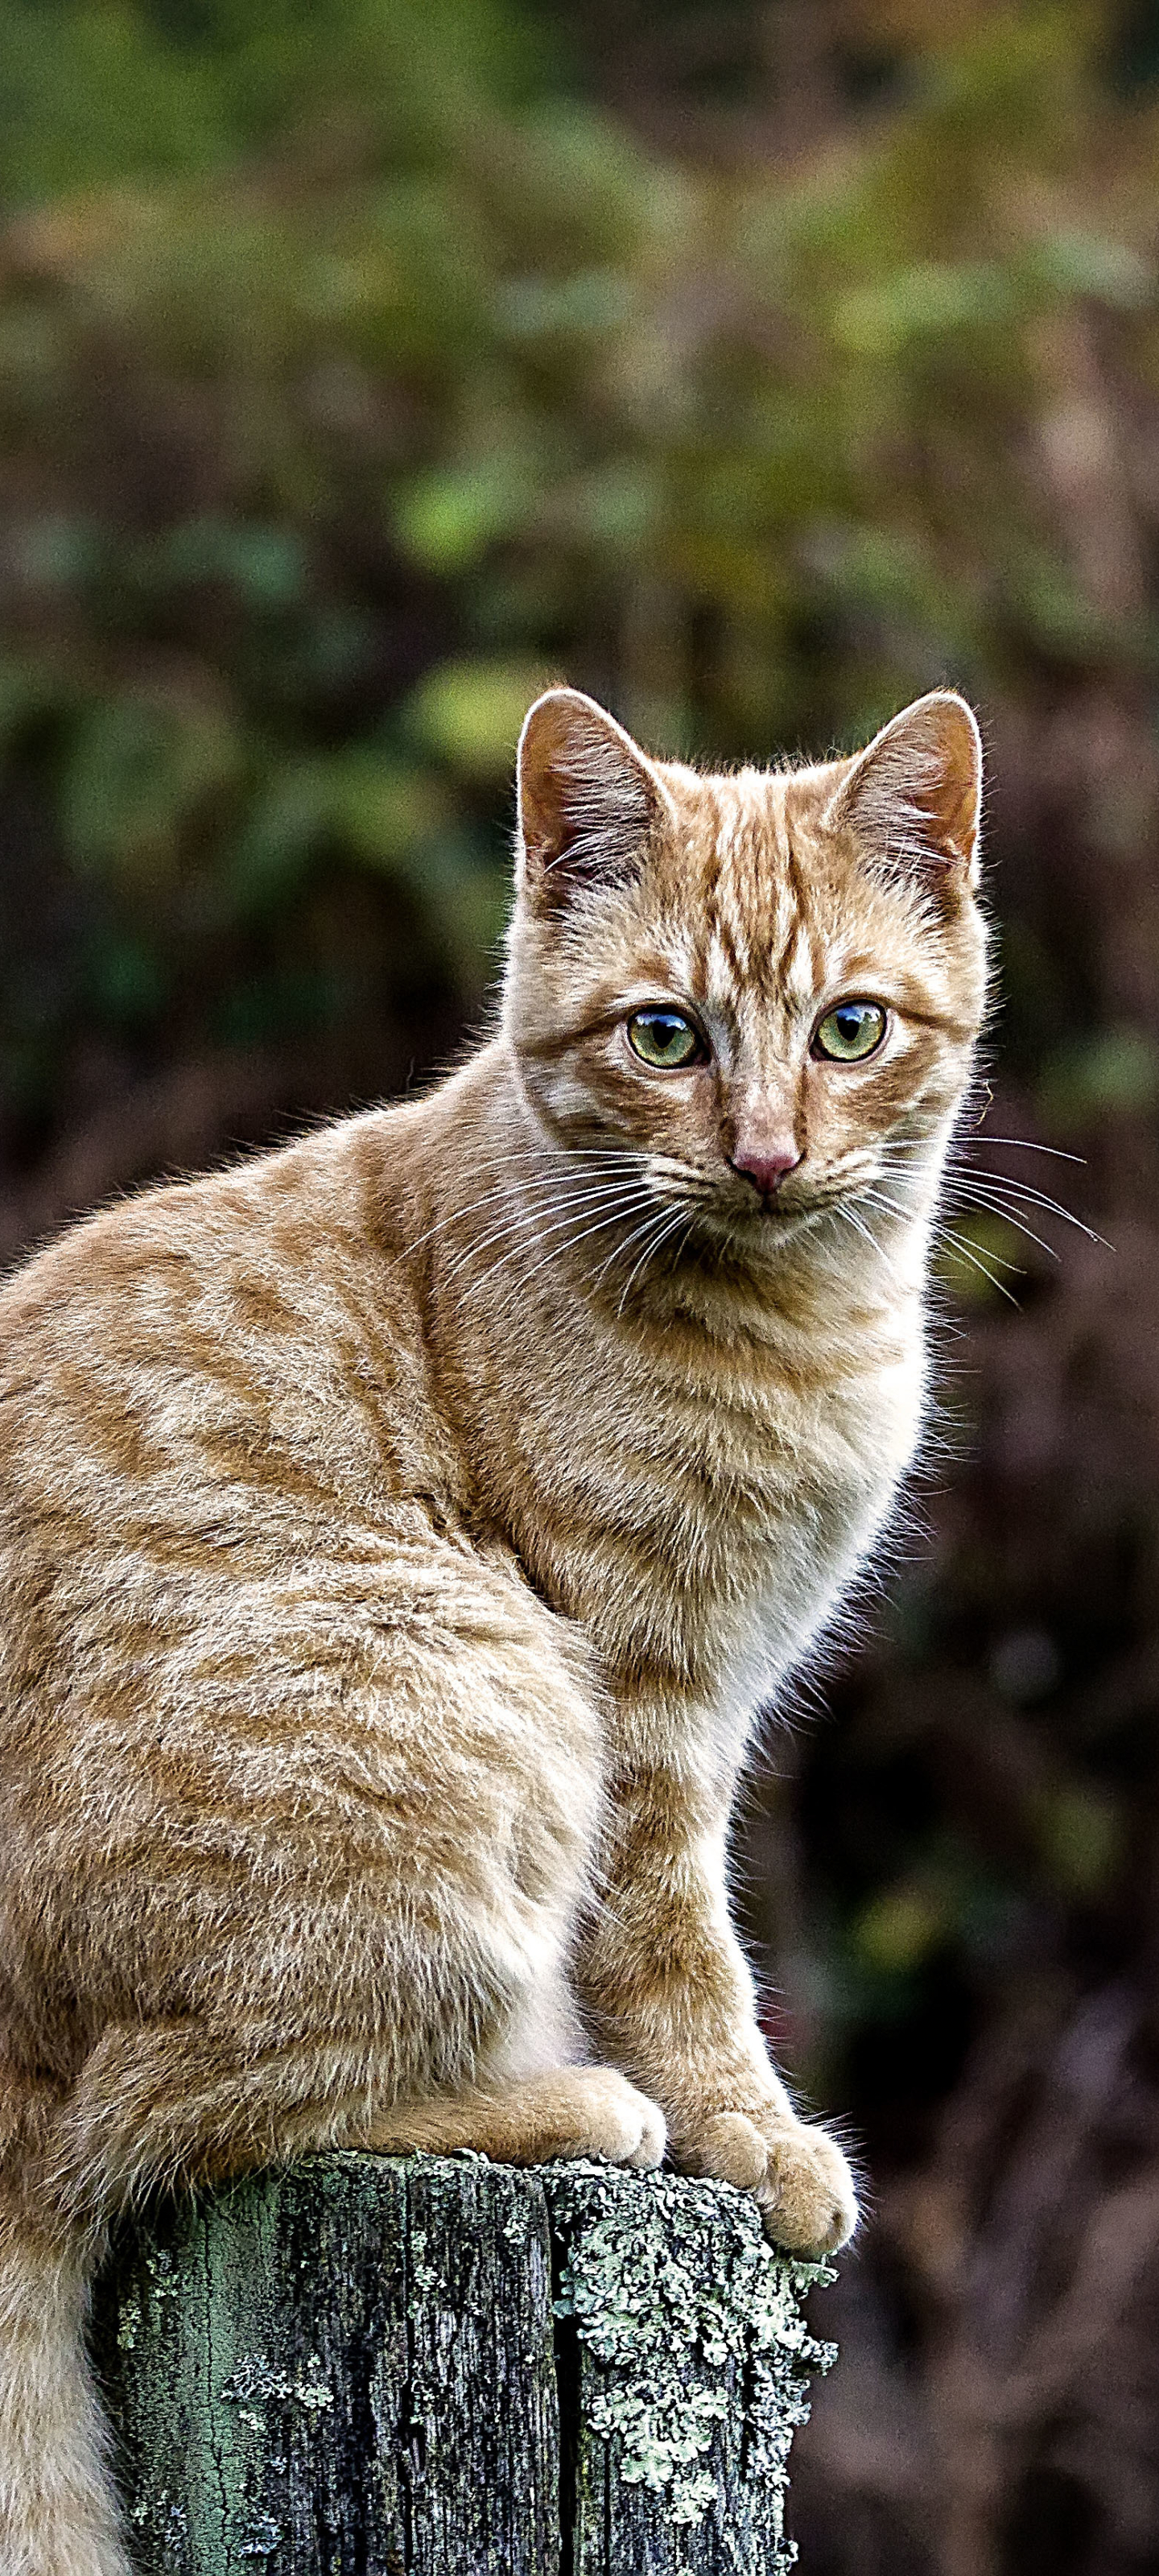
xmin=626 ymin=1008 xmax=704 ymax=1070
xmin=813 ymin=1001 xmax=888 ymax=1063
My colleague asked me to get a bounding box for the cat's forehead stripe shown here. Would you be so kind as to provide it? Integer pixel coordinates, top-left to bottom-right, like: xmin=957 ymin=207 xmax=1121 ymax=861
xmin=776 ymin=832 xmax=825 ymax=1006
xmin=695 ymin=774 xmax=824 ymax=1013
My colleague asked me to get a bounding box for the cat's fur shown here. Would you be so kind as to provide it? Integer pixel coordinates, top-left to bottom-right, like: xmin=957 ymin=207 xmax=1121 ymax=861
xmin=0 ymin=683 xmax=986 ymax=2575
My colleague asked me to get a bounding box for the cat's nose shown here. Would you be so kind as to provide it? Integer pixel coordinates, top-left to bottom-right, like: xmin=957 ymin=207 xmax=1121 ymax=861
xmin=731 ymin=1144 xmax=802 ymax=1197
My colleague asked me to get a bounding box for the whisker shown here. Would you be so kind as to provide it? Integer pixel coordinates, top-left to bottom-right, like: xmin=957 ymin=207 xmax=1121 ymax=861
xmin=484 ymin=1191 xmax=658 ymax=1325
xmin=934 ymin=1224 xmax=1022 ymax=1301
xmin=965 ymin=1133 xmax=1085 ymax=1163
xmin=614 ymin=1202 xmax=692 ymax=1315
xmin=437 ymin=1179 xmax=652 ymax=1294
xmin=866 ymin=1129 xmax=1109 ymax=1254
xmin=460 ymin=1136 xmax=703 ymax=1191
xmin=866 ymin=1191 xmax=1023 ymax=1300
xmin=945 ymin=1170 xmax=1108 ymax=1246
xmin=842 ymin=1203 xmax=907 ymax=1291
xmin=844 ymin=1200 xmax=917 ymax=1298
xmin=627 ymin=1203 xmax=697 ymax=1313
xmin=591 ymin=1198 xmax=666 ymax=1294
xmin=916 ymin=1220 xmax=1023 ymax=1278
xmin=942 ymin=1187 xmax=1061 ymax=1265
xmin=934 ymin=1228 xmax=1022 ymax=1302
xmin=841 ymin=1202 xmax=926 ymax=1297
xmin=390 ymin=1156 xmax=648 ymax=1269
xmin=391 ymin=1134 xmax=722 ymax=1277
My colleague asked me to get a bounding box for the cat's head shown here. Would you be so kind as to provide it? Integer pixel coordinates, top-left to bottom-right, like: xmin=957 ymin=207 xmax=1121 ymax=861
xmin=504 ymin=687 xmax=988 ymax=1249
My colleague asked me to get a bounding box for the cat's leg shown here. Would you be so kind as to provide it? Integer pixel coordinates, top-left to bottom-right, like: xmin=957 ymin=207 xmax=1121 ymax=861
xmin=364 ymin=2066 xmax=665 ymax=2167
xmin=42 ymin=2028 xmax=664 ymax=2235
xmin=575 ymin=1755 xmax=857 ymax=2255
xmin=38 ymin=1543 xmax=666 ymax=2235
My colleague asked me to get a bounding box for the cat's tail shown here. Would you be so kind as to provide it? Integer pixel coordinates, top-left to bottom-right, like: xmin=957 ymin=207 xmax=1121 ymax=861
xmin=0 ymin=2155 xmax=128 ymax=2576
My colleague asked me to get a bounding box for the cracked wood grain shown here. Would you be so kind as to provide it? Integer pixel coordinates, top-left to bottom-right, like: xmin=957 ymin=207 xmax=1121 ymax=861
xmin=89 ymin=2155 xmax=833 ymax=2575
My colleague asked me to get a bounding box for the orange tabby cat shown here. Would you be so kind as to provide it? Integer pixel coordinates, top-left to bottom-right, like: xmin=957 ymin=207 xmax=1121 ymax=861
xmin=0 ymin=684 xmax=986 ymax=2574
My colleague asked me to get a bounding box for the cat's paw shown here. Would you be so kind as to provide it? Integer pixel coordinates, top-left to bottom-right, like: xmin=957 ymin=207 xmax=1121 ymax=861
xmin=689 ymin=2108 xmax=857 ymax=2255
xmin=551 ymin=2065 xmax=667 ymax=2170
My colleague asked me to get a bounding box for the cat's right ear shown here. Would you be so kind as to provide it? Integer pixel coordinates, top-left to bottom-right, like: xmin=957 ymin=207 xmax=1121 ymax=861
xmin=516 ymin=689 xmax=665 ymax=909
xmin=823 ymin=691 xmax=983 ymax=887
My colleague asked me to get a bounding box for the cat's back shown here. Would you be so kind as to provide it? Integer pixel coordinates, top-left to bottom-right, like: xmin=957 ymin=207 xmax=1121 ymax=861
xmin=0 ymin=1102 xmax=445 ymax=1571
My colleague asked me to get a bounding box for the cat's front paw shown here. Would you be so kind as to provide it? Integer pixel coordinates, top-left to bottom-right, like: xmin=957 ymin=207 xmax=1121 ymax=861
xmin=686 ymin=2108 xmax=857 ymax=2255
xmin=551 ymin=2065 xmax=668 ymax=2171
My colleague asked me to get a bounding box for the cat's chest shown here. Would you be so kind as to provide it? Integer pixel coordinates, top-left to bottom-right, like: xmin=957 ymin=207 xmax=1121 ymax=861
xmin=511 ymin=1308 xmax=925 ymax=1695
xmin=636 ymin=1341 xmax=914 ymax=1579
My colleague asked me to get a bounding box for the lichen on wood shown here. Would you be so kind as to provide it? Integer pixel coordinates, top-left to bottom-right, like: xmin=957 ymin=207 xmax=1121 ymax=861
xmin=546 ymin=2163 xmax=833 ymax=2573
xmin=89 ymin=2153 xmax=834 ymax=2575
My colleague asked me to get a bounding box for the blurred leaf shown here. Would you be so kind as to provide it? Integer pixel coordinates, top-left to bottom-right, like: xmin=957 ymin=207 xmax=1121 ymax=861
xmin=854 ymin=1880 xmax=947 ymax=1974
xmin=403 ymin=658 xmax=555 ymax=775
xmin=11 ymin=511 xmax=101 ymax=592
xmin=1035 ymin=1784 xmax=1120 ymax=1897
xmin=835 ymin=260 xmax=1016 ymax=354
xmin=1025 ymin=230 xmax=1153 ymax=308
xmin=85 ymin=931 xmax=167 ymax=1030
xmin=1038 ymin=1025 xmax=1159 ymax=1125
xmin=497 ymin=267 xmax=636 ymax=342
xmin=229 ymin=762 xmax=336 ymax=912
xmin=394 ymin=457 xmax=541 ymax=573
xmin=397 ymin=832 xmax=511 ymax=968
xmin=60 ymin=693 xmax=245 ymax=881
xmin=550 ymin=461 xmax=662 ymax=549
xmin=330 ymin=752 xmax=451 ymax=868
xmin=143 ymin=518 xmax=309 ymax=611
xmin=212 ymin=964 xmax=352 ymax=1047
xmin=0 ymin=652 xmax=73 ymax=752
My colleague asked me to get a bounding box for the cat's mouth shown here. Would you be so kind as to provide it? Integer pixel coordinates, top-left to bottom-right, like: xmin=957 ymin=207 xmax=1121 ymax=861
xmin=632 ymin=1153 xmax=829 ymax=1228
xmin=720 ymin=1160 xmax=844 ymax=1215
xmin=593 ymin=1151 xmax=898 ymax=1261
xmin=640 ymin=1174 xmax=831 ymax=1253
xmin=705 ymin=1168 xmax=894 ymax=1252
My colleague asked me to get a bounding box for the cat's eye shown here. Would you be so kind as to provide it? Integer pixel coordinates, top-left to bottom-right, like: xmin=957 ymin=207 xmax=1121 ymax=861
xmin=626 ymin=1009 xmax=704 ymax=1070
xmin=812 ymin=1001 xmax=888 ymax=1063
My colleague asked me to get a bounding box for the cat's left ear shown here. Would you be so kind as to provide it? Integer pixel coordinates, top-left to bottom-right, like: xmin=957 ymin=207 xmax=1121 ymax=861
xmin=825 ymin=691 xmax=983 ymax=886
xmin=516 ymin=688 xmax=667 ymax=910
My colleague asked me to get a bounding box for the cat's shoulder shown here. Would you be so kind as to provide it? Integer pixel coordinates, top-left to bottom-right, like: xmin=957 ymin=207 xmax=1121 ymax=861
xmin=0 ymin=1097 xmax=424 ymax=1340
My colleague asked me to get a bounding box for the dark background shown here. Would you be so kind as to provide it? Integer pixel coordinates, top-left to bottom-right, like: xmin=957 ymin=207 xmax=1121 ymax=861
xmin=3 ymin=5 xmax=1159 ymax=2566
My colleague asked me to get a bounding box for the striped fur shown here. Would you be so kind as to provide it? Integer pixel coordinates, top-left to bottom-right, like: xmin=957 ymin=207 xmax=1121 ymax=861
xmin=0 ymin=687 xmax=986 ymax=2572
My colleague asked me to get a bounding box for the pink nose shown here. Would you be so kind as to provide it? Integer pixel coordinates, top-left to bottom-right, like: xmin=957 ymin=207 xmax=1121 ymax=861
xmin=731 ymin=1145 xmax=802 ymax=1197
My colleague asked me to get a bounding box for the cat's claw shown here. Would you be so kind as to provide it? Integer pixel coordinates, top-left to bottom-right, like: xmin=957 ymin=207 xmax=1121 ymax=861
xmin=688 ymin=2109 xmax=857 ymax=2255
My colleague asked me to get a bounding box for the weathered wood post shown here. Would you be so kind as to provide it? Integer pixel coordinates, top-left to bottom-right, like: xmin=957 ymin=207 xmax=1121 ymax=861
xmin=89 ymin=2155 xmax=835 ymax=2575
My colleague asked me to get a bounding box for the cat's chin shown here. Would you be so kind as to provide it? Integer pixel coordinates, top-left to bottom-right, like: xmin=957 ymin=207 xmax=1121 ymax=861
xmin=741 ymin=1207 xmax=826 ymax=1254
xmin=685 ymin=1195 xmax=829 ymax=1257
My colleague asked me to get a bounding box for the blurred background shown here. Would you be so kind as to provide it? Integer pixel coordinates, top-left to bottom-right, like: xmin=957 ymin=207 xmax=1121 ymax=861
xmin=2 ymin=1 xmax=1158 ymax=2566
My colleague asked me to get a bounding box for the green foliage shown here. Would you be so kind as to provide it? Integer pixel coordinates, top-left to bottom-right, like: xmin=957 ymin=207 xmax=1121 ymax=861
xmin=0 ymin=0 xmax=1153 ymax=1158
xmin=0 ymin=0 xmax=551 ymax=201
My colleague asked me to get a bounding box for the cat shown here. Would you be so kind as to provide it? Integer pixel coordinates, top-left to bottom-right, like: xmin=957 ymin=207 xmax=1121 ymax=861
xmin=0 ymin=681 xmax=986 ymax=2575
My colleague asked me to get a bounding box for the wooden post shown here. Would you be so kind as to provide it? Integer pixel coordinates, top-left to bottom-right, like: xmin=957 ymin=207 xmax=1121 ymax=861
xmin=89 ymin=2154 xmax=835 ymax=2576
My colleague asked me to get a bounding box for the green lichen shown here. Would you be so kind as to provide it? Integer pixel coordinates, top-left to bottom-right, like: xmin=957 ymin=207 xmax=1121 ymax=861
xmin=547 ymin=2161 xmax=835 ymax=2560
xmin=236 ymin=2510 xmax=283 ymax=2559
xmin=406 ymin=2223 xmax=439 ymax=2299
xmin=116 ymin=2290 xmax=141 ymax=2352
xmin=221 ymin=2351 xmax=336 ymax=2420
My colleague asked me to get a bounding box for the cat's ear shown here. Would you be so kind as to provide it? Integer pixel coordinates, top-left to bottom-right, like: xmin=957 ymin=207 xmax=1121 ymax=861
xmin=826 ymin=691 xmax=983 ymax=885
xmin=516 ymin=688 xmax=665 ymax=907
